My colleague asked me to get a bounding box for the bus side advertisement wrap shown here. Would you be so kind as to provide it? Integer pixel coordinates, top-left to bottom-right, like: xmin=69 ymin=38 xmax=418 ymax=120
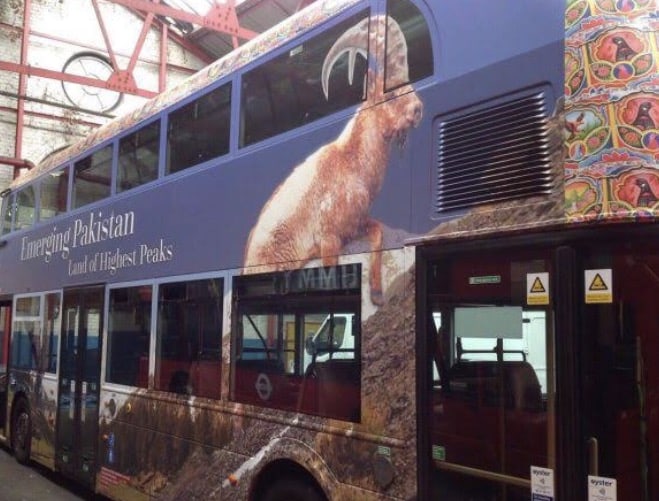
xmin=3 ymin=0 xmax=656 ymax=500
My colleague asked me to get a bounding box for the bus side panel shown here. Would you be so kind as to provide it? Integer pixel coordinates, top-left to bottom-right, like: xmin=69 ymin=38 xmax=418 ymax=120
xmin=7 ymin=346 xmax=59 ymax=469
xmin=30 ymin=373 xmax=58 ymax=469
xmin=95 ymin=248 xmax=418 ymax=499
xmin=0 ymin=1 xmax=563 ymax=297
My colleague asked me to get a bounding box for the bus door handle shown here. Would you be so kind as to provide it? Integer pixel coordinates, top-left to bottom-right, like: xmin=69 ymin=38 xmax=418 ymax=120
xmin=81 ymin=381 xmax=87 ymax=423
xmin=587 ymin=436 xmax=599 ymax=476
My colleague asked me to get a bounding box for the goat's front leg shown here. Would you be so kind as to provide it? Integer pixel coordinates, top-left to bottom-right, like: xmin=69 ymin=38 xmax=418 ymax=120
xmin=363 ymin=218 xmax=384 ymax=306
xmin=320 ymin=234 xmax=341 ymax=267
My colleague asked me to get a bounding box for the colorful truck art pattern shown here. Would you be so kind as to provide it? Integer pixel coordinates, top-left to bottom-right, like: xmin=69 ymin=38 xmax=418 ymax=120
xmin=565 ymin=0 xmax=659 ymax=220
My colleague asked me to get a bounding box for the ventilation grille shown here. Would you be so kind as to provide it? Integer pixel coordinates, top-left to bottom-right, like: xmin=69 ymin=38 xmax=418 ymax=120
xmin=435 ymin=92 xmax=552 ymax=214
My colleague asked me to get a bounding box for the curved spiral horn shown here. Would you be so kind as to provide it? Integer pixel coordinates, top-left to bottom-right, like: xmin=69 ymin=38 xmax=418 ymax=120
xmin=321 ymin=18 xmax=369 ymax=99
xmin=320 ymin=16 xmax=410 ymax=100
xmin=384 ymin=16 xmax=409 ymax=88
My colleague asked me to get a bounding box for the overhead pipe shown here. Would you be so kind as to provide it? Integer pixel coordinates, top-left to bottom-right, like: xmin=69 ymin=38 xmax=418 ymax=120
xmin=0 ymin=156 xmax=35 ymax=180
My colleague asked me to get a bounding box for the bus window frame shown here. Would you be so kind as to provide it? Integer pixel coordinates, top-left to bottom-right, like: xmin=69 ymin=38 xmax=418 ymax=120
xmin=71 ymin=143 xmax=114 ymax=211
xmin=238 ymin=8 xmax=371 ymax=149
xmin=102 ymin=271 xmax=230 ymax=398
xmin=117 ymin=117 xmax=162 ymax=194
xmin=383 ymin=0 xmax=435 ymax=93
xmin=154 ymin=276 xmax=224 ymax=399
xmin=1 ymin=190 xmax=15 ymax=235
xmin=105 ymin=281 xmax=154 ymax=389
xmin=14 ymin=184 xmax=37 ymax=231
xmin=38 ymin=166 xmax=70 ymax=222
xmin=236 ymin=5 xmax=372 ymax=151
xmin=230 ymin=264 xmax=362 ymax=421
xmin=165 ymin=81 xmax=233 ymax=176
xmin=11 ymin=290 xmax=62 ymax=375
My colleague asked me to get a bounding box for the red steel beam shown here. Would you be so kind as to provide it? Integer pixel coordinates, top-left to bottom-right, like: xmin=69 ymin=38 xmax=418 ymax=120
xmin=91 ymin=0 xmax=151 ymax=95
xmin=160 ymin=23 xmax=168 ymax=92
xmin=126 ymin=10 xmax=156 ymax=75
xmin=29 ymin=29 xmax=199 ymax=73
xmin=1 ymin=20 xmax=203 ymax=73
xmin=2 ymin=3 xmax=211 ymax=104
xmin=109 ymin=0 xmax=258 ymax=45
xmin=127 ymin=9 xmax=214 ymax=64
xmin=0 ymin=60 xmax=157 ymax=98
xmin=91 ymin=0 xmax=120 ymax=71
xmin=15 ymin=0 xmax=32 ymax=161
xmin=0 ymin=104 xmax=102 ymax=128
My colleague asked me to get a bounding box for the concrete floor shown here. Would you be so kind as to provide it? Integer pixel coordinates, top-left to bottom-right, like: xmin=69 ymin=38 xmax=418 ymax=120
xmin=0 ymin=446 xmax=108 ymax=501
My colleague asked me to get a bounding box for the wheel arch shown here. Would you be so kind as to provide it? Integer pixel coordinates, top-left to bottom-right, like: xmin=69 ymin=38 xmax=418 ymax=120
xmin=10 ymin=390 xmax=29 ymax=431
xmin=249 ymin=458 xmax=328 ymax=501
xmin=9 ymin=391 xmax=32 ymax=463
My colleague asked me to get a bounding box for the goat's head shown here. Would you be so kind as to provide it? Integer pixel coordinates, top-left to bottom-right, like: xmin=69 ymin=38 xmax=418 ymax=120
xmin=378 ymin=87 xmax=423 ymax=148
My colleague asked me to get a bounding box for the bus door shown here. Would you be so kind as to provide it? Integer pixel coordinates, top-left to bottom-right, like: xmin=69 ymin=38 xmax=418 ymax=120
xmin=422 ymin=238 xmax=659 ymax=500
xmin=575 ymin=241 xmax=659 ymax=501
xmin=0 ymin=299 xmax=11 ymax=436
xmin=55 ymin=286 xmax=104 ymax=487
xmin=423 ymin=247 xmax=554 ymax=501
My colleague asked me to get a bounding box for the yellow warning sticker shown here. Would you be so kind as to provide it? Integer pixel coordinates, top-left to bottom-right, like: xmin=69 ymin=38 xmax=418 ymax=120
xmin=530 ymin=277 xmax=546 ymax=293
xmin=588 ymin=273 xmax=607 ymax=291
xmin=527 ymin=272 xmax=549 ymax=305
xmin=585 ymin=269 xmax=612 ymax=303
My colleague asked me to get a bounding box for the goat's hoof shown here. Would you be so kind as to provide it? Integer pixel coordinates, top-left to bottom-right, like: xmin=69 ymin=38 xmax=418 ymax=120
xmin=370 ymin=290 xmax=384 ymax=306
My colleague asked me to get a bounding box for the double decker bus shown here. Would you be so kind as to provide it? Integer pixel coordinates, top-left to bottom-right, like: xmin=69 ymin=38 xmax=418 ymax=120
xmin=0 ymin=0 xmax=657 ymax=499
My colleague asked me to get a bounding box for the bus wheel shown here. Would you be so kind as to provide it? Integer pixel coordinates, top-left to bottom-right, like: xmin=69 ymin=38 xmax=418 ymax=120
xmin=12 ymin=398 xmax=31 ymax=464
xmin=262 ymin=478 xmax=325 ymax=501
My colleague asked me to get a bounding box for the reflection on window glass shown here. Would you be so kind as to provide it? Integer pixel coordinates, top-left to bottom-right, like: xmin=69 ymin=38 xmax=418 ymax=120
xmin=106 ymin=286 xmax=152 ymax=387
xmin=167 ymin=83 xmax=231 ymax=174
xmin=40 ymin=169 xmax=69 ymax=221
xmin=118 ymin=120 xmax=160 ymax=192
xmin=16 ymin=296 xmax=40 ymax=316
xmin=431 ymin=304 xmax=548 ymax=486
xmin=156 ymin=278 xmax=222 ymax=399
xmin=2 ymin=193 xmax=14 ymax=235
xmin=11 ymin=296 xmax=41 ymax=370
xmin=232 ymin=264 xmax=361 ymax=422
xmin=15 ymin=186 xmax=36 ymax=230
xmin=73 ymin=145 xmax=112 ymax=209
xmin=385 ymin=0 xmax=433 ymax=91
xmin=0 ymin=306 xmax=8 ymax=371
xmin=84 ymin=308 xmax=101 ymax=381
xmin=45 ymin=292 xmax=61 ymax=373
xmin=240 ymin=10 xmax=369 ymax=147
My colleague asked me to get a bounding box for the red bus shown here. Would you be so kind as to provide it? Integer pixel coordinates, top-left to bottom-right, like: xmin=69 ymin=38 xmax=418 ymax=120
xmin=0 ymin=0 xmax=657 ymax=500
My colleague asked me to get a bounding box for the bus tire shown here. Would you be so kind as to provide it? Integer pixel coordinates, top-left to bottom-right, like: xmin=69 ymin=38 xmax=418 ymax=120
xmin=12 ymin=398 xmax=31 ymax=464
xmin=261 ymin=478 xmax=325 ymax=501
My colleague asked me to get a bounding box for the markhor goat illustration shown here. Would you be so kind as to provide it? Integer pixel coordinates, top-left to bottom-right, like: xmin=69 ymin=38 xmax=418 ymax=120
xmin=244 ymin=16 xmax=423 ymax=305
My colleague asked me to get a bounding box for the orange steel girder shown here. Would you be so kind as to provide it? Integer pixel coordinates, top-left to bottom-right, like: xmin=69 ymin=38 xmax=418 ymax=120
xmin=110 ymin=0 xmax=258 ymax=47
xmin=0 ymin=0 xmax=251 ymax=102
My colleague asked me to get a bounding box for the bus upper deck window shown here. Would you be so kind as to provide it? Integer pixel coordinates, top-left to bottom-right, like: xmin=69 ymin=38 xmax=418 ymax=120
xmin=385 ymin=0 xmax=433 ymax=91
xmin=40 ymin=168 xmax=69 ymax=221
xmin=239 ymin=10 xmax=369 ymax=147
xmin=118 ymin=120 xmax=160 ymax=192
xmin=73 ymin=145 xmax=112 ymax=210
xmin=1 ymin=192 xmax=14 ymax=235
xmin=166 ymin=82 xmax=231 ymax=175
xmin=15 ymin=185 xmax=36 ymax=231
